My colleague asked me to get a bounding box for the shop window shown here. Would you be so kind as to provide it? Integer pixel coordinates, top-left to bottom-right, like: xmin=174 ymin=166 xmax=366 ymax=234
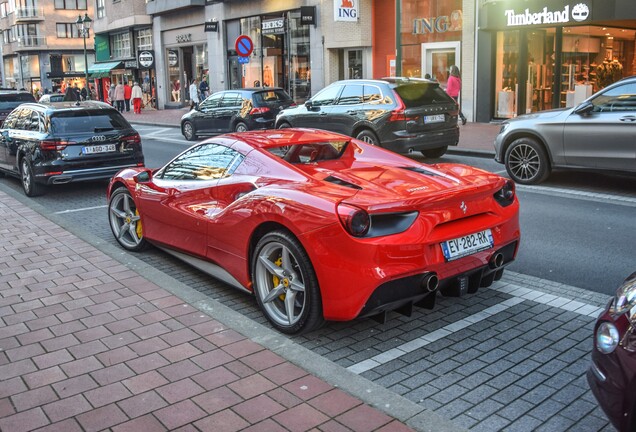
xmin=494 ymin=31 xmax=519 ymax=118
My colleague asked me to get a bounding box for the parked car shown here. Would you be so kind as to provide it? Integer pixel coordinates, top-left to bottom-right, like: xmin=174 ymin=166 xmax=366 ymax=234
xmin=0 ymin=101 xmax=144 ymax=196
xmin=0 ymin=90 xmax=36 ymax=125
xmin=588 ymin=272 xmax=636 ymax=432
xmin=275 ymin=78 xmax=460 ymax=158
xmin=495 ymin=75 xmax=636 ymax=184
xmin=38 ymin=93 xmax=65 ymax=103
xmin=180 ymin=87 xmax=296 ymax=140
xmin=107 ymin=128 xmax=519 ymax=334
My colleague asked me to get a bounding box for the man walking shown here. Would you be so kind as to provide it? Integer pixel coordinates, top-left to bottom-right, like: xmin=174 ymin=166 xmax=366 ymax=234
xmin=124 ymin=81 xmax=132 ymax=112
xmin=131 ymin=82 xmax=143 ymax=114
xmin=199 ymin=77 xmax=209 ymax=101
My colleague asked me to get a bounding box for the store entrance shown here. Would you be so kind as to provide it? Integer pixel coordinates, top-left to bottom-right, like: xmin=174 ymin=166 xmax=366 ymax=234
xmin=421 ymin=41 xmax=461 ymax=86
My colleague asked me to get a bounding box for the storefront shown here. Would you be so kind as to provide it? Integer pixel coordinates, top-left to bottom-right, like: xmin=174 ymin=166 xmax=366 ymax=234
xmin=160 ymin=25 xmax=208 ymax=108
xmin=224 ymin=9 xmax=312 ymax=102
xmin=372 ymin=0 xmax=463 ymax=84
xmin=476 ymin=0 xmax=636 ymax=121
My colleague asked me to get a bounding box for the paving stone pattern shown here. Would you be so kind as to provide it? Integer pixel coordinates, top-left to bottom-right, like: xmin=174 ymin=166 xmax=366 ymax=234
xmin=0 ymin=191 xmax=415 ymax=431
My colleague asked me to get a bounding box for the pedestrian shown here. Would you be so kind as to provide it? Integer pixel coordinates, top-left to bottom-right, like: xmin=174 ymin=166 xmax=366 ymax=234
xmin=108 ymin=83 xmax=116 ymax=106
xmin=114 ymin=82 xmax=125 ymax=112
xmin=446 ymin=65 xmax=466 ymax=125
xmin=63 ymin=85 xmax=78 ymax=101
xmin=131 ymin=81 xmax=143 ymax=114
xmin=80 ymin=86 xmax=88 ymax=101
xmin=189 ymin=79 xmax=199 ymax=109
xmin=124 ymin=81 xmax=132 ymax=112
xmin=199 ymin=76 xmax=209 ymax=101
xmin=73 ymin=84 xmax=81 ymax=100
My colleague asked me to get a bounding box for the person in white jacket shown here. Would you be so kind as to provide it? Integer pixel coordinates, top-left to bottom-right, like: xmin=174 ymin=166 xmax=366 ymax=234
xmin=131 ymin=82 xmax=143 ymax=114
xmin=189 ymin=79 xmax=199 ymax=109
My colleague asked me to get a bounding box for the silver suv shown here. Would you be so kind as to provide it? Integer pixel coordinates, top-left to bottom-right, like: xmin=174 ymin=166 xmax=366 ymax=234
xmin=495 ymin=76 xmax=636 ymax=184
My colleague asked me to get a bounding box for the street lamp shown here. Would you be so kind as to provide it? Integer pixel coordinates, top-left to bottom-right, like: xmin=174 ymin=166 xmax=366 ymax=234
xmin=75 ymin=13 xmax=92 ymax=100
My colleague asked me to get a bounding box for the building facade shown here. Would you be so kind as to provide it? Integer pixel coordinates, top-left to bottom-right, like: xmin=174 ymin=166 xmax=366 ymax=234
xmin=0 ymin=0 xmax=95 ymax=95
xmin=90 ymin=0 xmax=153 ymax=103
xmin=148 ymin=0 xmax=374 ymax=109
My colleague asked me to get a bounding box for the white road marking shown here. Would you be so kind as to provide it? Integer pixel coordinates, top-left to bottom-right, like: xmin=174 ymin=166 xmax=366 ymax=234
xmin=53 ymin=205 xmax=107 ymax=214
xmin=517 ymin=184 xmax=636 ymax=206
xmin=144 ymin=127 xmax=173 ymax=136
xmin=346 ymin=282 xmax=606 ymax=375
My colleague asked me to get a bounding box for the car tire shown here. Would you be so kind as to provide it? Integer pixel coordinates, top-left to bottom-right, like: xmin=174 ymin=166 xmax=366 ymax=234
xmin=234 ymin=122 xmax=248 ymax=133
xmin=277 ymin=122 xmax=292 ymax=129
xmin=356 ymin=129 xmax=380 ymax=145
xmin=108 ymin=187 xmax=149 ymax=252
xmin=421 ymin=146 xmax=448 ymax=158
xmin=182 ymin=121 xmax=197 ymax=141
xmin=20 ymin=157 xmax=45 ymax=197
xmin=504 ymin=137 xmax=550 ymax=185
xmin=252 ymin=230 xmax=324 ymax=334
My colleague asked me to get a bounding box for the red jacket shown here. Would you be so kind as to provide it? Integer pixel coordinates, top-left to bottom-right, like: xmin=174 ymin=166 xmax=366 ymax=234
xmin=124 ymin=84 xmax=132 ymax=99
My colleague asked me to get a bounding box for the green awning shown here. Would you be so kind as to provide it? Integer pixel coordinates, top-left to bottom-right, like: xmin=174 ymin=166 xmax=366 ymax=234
xmin=88 ymin=61 xmax=122 ymax=78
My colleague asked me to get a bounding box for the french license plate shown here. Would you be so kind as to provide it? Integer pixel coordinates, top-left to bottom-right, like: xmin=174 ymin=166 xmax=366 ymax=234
xmin=83 ymin=144 xmax=116 ymax=154
xmin=424 ymin=114 xmax=445 ymax=124
xmin=441 ymin=229 xmax=494 ymax=261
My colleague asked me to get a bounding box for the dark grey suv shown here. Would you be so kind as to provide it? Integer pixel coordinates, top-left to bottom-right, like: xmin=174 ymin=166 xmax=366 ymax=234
xmin=0 ymin=101 xmax=144 ymax=196
xmin=275 ymin=78 xmax=459 ymax=158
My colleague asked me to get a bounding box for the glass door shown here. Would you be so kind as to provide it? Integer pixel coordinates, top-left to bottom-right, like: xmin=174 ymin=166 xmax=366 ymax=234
xmin=421 ymin=41 xmax=461 ymax=86
xmin=286 ymin=11 xmax=311 ymax=102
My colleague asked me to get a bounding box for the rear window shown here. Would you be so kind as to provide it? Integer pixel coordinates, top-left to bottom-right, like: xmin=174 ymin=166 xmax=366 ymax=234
xmin=253 ymin=90 xmax=292 ymax=106
xmin=0 ymin=93 xmax=36 ymax=109
xmin=394 ymin=83 xmax=454 ymax=108
xmin=50 ymin=110 xmax=130 ymax=134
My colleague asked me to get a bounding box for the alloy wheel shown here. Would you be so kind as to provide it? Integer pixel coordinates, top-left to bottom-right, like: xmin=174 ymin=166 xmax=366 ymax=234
xmin=507 ymin=143 xmax=541 ymax=182
xmin=109 ymin=190 xmax=144 ymax=249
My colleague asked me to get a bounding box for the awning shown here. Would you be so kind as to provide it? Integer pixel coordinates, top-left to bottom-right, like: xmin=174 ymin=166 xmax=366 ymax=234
xmin=88 ymin=61 xmax=122 ymax=78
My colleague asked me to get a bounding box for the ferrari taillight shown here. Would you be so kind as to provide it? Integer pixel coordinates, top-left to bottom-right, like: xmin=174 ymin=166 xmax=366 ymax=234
xmin=337 ymin=203 xmax=370 ymax=237
xmin=40 ymin=140 xmax=73 ymax=151
xmin=494 ymin=180 xmax=515 ymax=207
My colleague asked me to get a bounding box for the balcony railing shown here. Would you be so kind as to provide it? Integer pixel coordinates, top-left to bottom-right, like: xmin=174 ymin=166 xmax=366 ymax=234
xmin=15 ymin=6 xmax=43 ymax=20
xmin=16 ymin=35 xmax=46 ymax=48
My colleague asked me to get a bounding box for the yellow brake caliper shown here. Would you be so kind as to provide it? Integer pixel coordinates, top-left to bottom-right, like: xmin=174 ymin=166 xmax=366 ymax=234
xmin=135 ymin=209 xmax=143 ymax=238
xmin=272 ymin=256 xmax=286 ymax=300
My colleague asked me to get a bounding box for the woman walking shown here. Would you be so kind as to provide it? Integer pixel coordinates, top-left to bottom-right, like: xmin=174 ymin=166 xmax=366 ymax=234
xmin=446 ymin=65 xmax=467 ymax=125
xmin=114 ymin=82 xmax=125 ymax=112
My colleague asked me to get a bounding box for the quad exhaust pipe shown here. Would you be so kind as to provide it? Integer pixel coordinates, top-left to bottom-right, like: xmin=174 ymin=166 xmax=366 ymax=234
xmin=422 ymin=273 xmax=439 ymax=292
xmin=489 ymin=252 xmax=504 ymax=269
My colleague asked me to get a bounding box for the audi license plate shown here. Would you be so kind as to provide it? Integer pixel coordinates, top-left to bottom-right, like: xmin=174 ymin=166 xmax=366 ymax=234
xmin=83 ymin=144 xmax=116 ymax=154
xmin=424 ymin=114 xmax=445 ymax=124
xmin=441 ymin=229 xmax=494 ymax=261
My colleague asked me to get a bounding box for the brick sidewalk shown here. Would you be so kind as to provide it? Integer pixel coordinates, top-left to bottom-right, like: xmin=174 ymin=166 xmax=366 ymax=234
xmin=0 ymin=190 xmax=427 ymax=431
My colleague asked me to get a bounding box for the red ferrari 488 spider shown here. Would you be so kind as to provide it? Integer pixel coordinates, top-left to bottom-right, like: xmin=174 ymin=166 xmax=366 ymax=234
xmin=107 ymin=128 xmax=520 ymax=334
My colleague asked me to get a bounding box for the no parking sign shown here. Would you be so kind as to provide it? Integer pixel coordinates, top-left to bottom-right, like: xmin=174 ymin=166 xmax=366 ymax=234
xmin=235 ymin=35 xmax=254 ymax=57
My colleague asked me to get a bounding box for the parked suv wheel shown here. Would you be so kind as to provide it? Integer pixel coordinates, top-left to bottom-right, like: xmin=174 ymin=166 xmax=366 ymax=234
xmin=504 ymin=137 xmax=550 ymax=185
xmin=20 ymin=157 xmax=45 ymax=197
xmin=356 ymin=130 xmax=379 ymax=145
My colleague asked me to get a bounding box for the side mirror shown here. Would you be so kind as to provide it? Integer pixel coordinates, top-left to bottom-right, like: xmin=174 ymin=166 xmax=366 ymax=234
xmin=304 ymin=100 xmax=313 ymax=110
xmin=134 ymin=170 xmax=152 ymax=183
xmin=573 ymin=101 xmax=594 ymax=115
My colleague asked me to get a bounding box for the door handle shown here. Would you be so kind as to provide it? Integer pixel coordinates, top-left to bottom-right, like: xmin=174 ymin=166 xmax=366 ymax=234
xmin=320 ymin=112 xmax=328 ymax=116
xmin=619 ymin=116 xmax=636 ymax=122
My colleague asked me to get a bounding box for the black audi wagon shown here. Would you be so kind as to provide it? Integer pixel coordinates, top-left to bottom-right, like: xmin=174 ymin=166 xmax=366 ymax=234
xmin=275 ymin=78 xmax=459 ymax=158
xmin=0 ymin=101 xmax=144 ymax=196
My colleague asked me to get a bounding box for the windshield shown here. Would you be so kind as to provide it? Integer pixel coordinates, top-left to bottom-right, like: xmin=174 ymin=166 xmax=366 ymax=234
xmin=269 ymin=141 xmax=349 ymax=164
